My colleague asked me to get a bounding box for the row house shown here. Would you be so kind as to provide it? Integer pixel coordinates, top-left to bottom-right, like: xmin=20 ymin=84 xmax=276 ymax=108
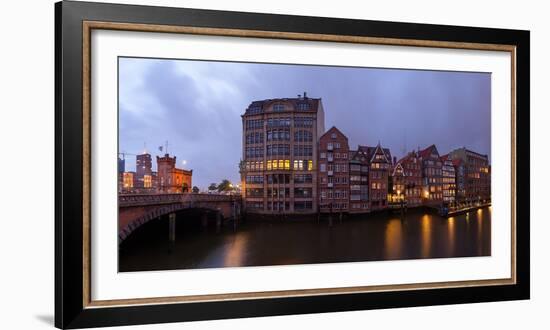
xmin=440 ymin=154 xmax=457 ymax=205
xmin=318 ymin=127 xmax=350 ymax=212
xmin=348 ymin=148 xmax=370 ymax=213
xmin=418 ymin=144 xmax=443 ymax=205
xmin=360 ymin=144 xmax=392 ymax=211
xmin=389 ymin=162 xmax=406 ymax=204
xmin=395 ymin=151 xmax=422 ymax=206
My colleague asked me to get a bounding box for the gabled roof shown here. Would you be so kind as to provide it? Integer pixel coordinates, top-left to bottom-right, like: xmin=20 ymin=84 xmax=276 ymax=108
xmin=392 ymin=163 xmax=405 ymax=177
xmin=320 ymin=126 xmax=349 ymax=142
xmin=418 ymin=144 xmax=439 ymax=159
xmin=397 ymin=150 xmax=418 ymax=164
xmin=357 ymin=143 xmax=392 ymax=164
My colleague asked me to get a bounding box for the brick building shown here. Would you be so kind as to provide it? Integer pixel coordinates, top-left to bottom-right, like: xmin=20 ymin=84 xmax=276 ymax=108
xmin=396 ymin=151 xmax=422 ymax=206
xmin=448 ymin=147 xmax=490 ymax=204
xmin=452 ymin=158 xmax=466 ymax=205
xmin=157 ymin=153 xmax=193 ymax=193
xmin=318 ymin=127 xmax=350 ymax=213
xmin=348 ymin=148 xmax=370 ymax=213
xmin=440 ymin=154 xmax=456 ymax=205
xmin=418 ymin=144 xmax=443 ymax=205
xmin=389 ymin=162 xmax=406 ymax=204
xmin=135 ymin=153 xmax=152 ymax=189
xmin=241 ymin=93 xmax=325 ymax=214
xmin=359 ymin=143 xmax=392 ymax=210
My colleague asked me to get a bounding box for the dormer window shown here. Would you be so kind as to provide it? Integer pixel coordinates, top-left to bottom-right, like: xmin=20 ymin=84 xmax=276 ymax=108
xmin=273 ymin=104 xmax=285 ymax=111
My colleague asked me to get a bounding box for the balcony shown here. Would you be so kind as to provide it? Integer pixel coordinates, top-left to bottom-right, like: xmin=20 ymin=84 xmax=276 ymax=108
xmin=327 ymin=170 xmax=333 ymax=176
xmin=327 ymin=156 xmax=333 ymax=162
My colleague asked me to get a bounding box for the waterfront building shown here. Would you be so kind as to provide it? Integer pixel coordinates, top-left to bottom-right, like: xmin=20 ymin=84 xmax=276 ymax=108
xmin=157 ymin=153 xmax=193 ymax=193
xmin=448 ymin=147 xmax=490 ymax=204
xmin=440 ymin=154 xmax=457 ymax=205
xmin=358 ymin=143 xmax=392 ymax=211
xmin=389 ymin=161 xmax=406 ymax=205
xmin=241 ymin=93 xmax=325 ymax=214
xmin=418 ymin=144 xmax=443 ymax=205
xmin=396 ymin=151 xmax=422 ymax=206
xmin=452 ymin=158 xmax=466 ymax=205
xmin=135 ymin=153 xmax=152 ymax=189
xmin=348 ymin=148 xmax=370 ymax=213
xmin=318 ymin=127 xmax=350 ymax=213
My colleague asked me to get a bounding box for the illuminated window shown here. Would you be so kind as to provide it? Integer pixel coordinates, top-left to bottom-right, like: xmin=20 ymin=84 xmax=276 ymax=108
xmin=284 ymin=160 xmax=290 ymax=170
xmin=278 ymin=160 xmax=284 ymax=169
xmin=267 ymin=160 xmax=272 ymax=170
xmin=143 ymin=174 xmax=152 ymax=188
xmin=307 ymin=160 xmax=313 ymax=171
xmin=272 ymin=161 xmax=278 ymax=170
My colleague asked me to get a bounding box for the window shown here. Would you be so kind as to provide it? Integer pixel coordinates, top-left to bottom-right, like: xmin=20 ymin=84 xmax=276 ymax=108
xmin=320 ymin=163 xmax=326 ymax=172
xmin=294 ymin=130 xmax=313 ymax=142
xmin=294 ymin=145 xmax=312 ymax=157
xmin=331 ymin=133 xmax=337 ymax=139
xmin=294 ymin=188 xmax=312 ymax=198
xmin=297 ymin=103 xmax=310 ymax=111
xmin=273 ymin=104 xmax=285 ymax=111
xmin=320 ymin=152 xmax=326 ymax=159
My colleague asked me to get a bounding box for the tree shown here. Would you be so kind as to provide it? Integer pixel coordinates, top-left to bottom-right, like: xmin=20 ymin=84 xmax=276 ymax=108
xmin=217 ymin=179 xmax=233 ymax=193
xmin=238 ymin=159 xmax=246 ymax=174
xmin=208 ymin=183 xmax=218 ymax=191
xmin=192 ymin=186 xmax=200 ymax=193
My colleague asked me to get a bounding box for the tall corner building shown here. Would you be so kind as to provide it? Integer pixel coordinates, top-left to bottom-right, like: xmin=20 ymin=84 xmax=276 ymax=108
xmin=241 ymin=93 xmax=325 ymax=214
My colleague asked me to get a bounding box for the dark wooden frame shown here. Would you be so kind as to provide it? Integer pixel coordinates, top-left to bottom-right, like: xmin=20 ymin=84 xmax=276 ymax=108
xmin=55 ymin=0 xmax=530 ymax=328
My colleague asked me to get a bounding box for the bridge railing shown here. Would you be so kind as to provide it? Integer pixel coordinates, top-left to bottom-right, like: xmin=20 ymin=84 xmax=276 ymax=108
xmin=119 ymin=193 xmax=241 ymax=207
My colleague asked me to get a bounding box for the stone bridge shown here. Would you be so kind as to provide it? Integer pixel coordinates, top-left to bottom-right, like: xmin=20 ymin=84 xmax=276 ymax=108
xmin=118 ymin=193 xmax=241 ymax=243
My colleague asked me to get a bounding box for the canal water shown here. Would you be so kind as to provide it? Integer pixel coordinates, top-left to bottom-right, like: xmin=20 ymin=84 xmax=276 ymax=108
xmin=119 ymin=207 xmax=491 ymax=272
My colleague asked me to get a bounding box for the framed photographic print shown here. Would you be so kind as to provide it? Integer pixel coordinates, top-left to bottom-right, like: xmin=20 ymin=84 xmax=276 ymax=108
xmin=55 ymin=0 xmax=530 ymax=328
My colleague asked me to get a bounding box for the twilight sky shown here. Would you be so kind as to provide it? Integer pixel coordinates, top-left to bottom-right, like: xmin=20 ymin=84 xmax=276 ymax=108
xmin=119 ymin=57 xmax=491 ymax=190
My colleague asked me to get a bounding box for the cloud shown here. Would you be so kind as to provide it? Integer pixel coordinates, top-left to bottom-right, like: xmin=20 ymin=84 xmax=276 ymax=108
xmin=119 ymin=58 xmax=491 ymax=189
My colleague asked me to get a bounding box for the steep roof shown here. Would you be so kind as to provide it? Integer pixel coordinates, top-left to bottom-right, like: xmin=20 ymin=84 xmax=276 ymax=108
xmin=418 ymin=144 xmax=439 ymax=159
xmin=357 ymin=144 xmax=392 ymax=164
xmin=397 ymin=150 xmax=418 ymax=164
xmin=320 ymin=126 xmax=348 ymax=141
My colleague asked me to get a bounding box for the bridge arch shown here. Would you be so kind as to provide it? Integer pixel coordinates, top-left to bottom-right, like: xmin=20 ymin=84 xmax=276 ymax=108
xmin=118 ymin=193 xmax=241 ymax=244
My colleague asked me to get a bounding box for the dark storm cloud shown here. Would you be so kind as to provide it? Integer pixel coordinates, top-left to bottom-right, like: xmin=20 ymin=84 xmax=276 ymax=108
xmin=119 ymin=58 xmax=490 ymax=190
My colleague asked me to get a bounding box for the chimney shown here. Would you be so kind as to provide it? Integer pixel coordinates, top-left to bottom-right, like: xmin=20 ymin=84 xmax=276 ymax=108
xmin=303 ymin=91 xmax=307 ymax=99
xmin=393 ymin=156 xmax=397 ymax=165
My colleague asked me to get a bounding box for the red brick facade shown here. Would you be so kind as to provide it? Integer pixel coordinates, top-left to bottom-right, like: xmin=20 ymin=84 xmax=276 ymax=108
xmin=318 ymin=127 xmax=349 ymax=213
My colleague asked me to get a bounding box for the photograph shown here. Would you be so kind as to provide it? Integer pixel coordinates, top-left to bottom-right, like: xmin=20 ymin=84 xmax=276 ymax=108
xmin=117 ymin=57 xmax=492 ymax=272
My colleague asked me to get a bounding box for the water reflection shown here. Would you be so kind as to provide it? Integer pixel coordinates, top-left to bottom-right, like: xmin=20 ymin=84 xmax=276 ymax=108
xmin=384 ymin=219 xmax=403 ymax=259
xmin=447 ymin=217 xmax=456 ymax=255
xmin=119 ymin=207 xmax=492 ymax=272
xmin=420 ymin=215 xmax=432 ymax=258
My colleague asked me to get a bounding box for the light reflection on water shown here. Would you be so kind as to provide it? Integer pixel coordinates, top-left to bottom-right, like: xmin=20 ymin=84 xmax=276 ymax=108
xmin=119 ymin=207 xmax=492 ymax=272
